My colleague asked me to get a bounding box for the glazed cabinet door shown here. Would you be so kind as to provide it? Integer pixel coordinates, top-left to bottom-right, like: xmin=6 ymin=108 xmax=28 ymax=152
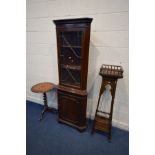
xmin=57 ymin=29 xmax=85 ymax=89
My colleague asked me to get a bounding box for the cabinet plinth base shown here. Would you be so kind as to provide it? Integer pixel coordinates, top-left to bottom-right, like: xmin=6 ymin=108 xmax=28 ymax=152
xmin=58 ymin=118 xmax=86 ymax=132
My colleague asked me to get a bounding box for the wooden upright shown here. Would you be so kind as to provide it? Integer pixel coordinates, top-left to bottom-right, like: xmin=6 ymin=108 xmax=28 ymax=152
xmin=92 ymin=64 xmax=123 ymax=141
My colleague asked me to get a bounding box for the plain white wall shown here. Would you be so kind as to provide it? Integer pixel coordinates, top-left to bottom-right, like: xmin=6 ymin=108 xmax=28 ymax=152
xmin=26 ymin=0 xmax=129 ymax=130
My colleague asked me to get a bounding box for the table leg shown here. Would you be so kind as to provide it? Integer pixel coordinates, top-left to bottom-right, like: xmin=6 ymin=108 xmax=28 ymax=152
xmin=39 ymin=92 xmax=53 ymax=121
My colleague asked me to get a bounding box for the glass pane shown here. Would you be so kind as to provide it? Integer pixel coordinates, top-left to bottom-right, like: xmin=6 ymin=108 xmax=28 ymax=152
xmin=60 ymin=47 xmax=81 ymax=65
xmin=60 ymin=68 xmax=80 ymax=87
xmin=59 ymin=31 xmax=83 ymax=65
xmin=60 ymin=31 xmax=83 ymax=46
xmin=59 ymin=31 xmax=82 ymax=87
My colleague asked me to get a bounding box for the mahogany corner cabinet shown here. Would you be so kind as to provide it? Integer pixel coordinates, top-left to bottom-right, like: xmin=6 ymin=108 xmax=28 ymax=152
xmin=53 ymin=18 xmax=93 ymax=131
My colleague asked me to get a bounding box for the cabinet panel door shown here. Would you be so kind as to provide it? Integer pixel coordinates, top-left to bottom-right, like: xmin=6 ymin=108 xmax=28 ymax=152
xmin=58 ymin=93 xmax=80 ymax=124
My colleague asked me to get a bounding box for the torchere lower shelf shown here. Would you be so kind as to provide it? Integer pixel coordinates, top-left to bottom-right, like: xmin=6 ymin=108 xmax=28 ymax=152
xmin=93 ymin=115 xmax=110 ymax=133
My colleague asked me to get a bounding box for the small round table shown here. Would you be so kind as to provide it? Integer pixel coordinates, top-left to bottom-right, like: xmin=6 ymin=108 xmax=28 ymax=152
xmin=31 ymin=82 xmax=56 ymax=121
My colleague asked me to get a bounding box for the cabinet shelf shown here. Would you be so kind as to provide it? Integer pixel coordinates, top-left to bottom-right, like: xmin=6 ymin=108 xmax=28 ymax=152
xmin=61 ymin=45 xmax=82 ymax=48
xmin=61 ymin=64 xmax=81 ymax=70
xmin=60 ymin=82 xmax=80 ymax=87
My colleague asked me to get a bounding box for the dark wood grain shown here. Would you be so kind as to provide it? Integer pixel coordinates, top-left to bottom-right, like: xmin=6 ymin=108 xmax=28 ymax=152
xmin=92 ymin=64 xmax=123 ymax=141
xmin=58 ymin=90 xmax=87 ymax=131
xmin=54 ymin=18 xmax=92 ymax=131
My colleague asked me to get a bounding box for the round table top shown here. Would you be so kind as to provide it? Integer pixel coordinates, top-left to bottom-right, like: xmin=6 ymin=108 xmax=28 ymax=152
xmin=31 ymin=82 xmax=55 ymax=93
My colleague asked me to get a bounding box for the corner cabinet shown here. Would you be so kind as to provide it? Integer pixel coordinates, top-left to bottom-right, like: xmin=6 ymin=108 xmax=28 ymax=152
xmin=53 ymin=18 xmax=93 ymax=131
